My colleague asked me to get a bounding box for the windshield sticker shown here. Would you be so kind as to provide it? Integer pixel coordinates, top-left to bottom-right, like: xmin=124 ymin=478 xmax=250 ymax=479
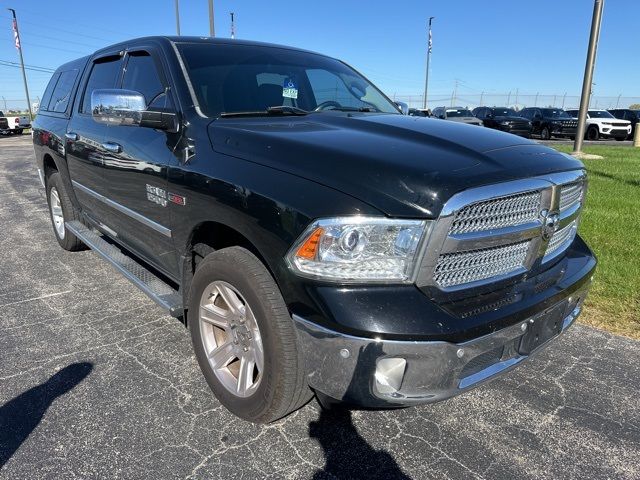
xmin=282 ymin=78 xmax=298 ymax=99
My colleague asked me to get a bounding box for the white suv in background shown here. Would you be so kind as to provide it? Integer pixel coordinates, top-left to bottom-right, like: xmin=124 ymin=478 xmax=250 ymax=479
xmin=565 ymin=109 xmax=631 ymax=141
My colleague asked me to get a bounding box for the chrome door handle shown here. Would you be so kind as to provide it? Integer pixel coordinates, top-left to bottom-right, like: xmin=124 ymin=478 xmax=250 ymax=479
xmin=101 ymin=142 xmax=122 ymax=154
xmin=65 ymin=132 xmax=78 ymax=141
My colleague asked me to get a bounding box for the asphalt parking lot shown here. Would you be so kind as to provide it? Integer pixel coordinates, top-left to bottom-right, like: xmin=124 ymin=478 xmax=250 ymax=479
xmin=1 ymin=134 xmax=639 ymax=480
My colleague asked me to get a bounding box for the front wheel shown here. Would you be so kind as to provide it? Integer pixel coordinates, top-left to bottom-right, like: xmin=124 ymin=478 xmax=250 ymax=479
xmin=188 ymin=247 xmax=312 ymax=423
xmin=540 ymin=127 xmax=551 ymax=140
xmin=586 ymin=126 xmax=600 ymax=141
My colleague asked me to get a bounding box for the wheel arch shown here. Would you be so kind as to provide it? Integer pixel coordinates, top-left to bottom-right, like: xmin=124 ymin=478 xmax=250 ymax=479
xmin=180 ymin=220 xmax=279 ymax=325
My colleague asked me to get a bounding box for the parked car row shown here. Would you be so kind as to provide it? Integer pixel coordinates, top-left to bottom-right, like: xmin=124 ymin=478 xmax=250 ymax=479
xmin=408 ymin=105 xmax=637 ymax=140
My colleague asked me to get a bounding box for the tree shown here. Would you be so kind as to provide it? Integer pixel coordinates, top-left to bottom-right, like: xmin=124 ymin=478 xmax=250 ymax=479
xmin=630 ymin=104 xmax=640 ymax=109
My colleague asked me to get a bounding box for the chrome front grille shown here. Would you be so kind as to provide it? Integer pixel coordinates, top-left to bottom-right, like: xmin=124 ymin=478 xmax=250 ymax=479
xmin=545 ymin=220 xmax=577 ymax=258
xmin=433 ymin=241 xmax=530 ymax=288
xmin=450 ymin=191 xmax=541 ymax=234
xmin=559 ymin=182 xmax=584 ymax=212
xmin=417 ymin=171 xmax=586 ymax=290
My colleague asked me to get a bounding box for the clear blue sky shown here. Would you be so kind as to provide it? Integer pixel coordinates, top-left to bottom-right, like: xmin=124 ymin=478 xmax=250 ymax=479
xmin=0 ymin=0 xmax=638 ymax=110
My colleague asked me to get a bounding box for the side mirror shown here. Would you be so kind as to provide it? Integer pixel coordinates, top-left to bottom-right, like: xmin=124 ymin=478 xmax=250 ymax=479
xmin=91 ymin=89 xmax=177 ymax=132
xmin=394 ymin=101 xmax=409 ymax=115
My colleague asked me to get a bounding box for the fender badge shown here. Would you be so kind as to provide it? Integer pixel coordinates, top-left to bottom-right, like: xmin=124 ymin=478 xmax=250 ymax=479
xmin=168 ymin=193 xmax=186 ymax=206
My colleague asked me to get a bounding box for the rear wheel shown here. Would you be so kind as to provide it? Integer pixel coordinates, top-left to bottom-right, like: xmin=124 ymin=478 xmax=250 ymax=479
xmin=46 ymin=172 xmax=85 ymax=251
xmin=586 ymin=126 xmax=600 ymax=141
xmin=188 ymin=247 xmax=312 ymax=423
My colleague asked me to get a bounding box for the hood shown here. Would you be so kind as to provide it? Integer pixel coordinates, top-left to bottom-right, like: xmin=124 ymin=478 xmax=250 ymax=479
xmin=494 ymin=116 xmax=530 ymax=123
xmin=449 ymin=117 xmax=482 ymax=124
xmin=209 ymin=113 xmax=583 ymax=218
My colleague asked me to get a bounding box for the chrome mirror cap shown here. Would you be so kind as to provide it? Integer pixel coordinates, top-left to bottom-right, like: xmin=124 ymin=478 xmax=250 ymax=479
xmin=91 ymin=89 xmax=146 ymax=126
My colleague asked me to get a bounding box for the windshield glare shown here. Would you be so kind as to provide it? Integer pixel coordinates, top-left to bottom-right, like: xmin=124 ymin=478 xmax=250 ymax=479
xmin=542 ymin=109 xmax=571 ymax=119
xmin=492 ymin=108 xmax=518 ymax=117
xmin=446 ymin=109 xmax=473 ymax=118
xmin=588 ymin=110 xmax=614 ymax=119
xmin=177 ymin=43 xmax=399 ymax=117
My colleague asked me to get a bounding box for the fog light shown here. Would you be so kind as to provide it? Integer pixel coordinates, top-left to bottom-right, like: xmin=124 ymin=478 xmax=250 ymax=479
xmin=374 ymin=357 xmax=406 ymax=394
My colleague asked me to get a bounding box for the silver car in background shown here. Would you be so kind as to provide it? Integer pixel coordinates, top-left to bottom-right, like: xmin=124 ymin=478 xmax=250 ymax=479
xmin=432 ymin=106 xmax=482 ymax=126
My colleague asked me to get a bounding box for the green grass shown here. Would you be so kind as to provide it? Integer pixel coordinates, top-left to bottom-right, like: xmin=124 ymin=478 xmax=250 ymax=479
xmin=554 ymin=145 xmax=640 ymax=338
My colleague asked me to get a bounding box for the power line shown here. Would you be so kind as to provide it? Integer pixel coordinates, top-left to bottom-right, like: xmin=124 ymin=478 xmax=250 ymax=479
xmin=0 ymin=60 xmax=55 ymax=73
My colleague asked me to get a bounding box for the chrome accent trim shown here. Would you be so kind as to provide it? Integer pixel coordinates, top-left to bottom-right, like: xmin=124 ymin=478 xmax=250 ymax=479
xmin=417 ymin=170 xmax=586 ymax=290
xmin=71 ymin=180 xmax=172 ymax=238
xmin=292 ymin=284 xmax=589 ymax=406
xmin=37 ymin=168 xmax=45 ymax=188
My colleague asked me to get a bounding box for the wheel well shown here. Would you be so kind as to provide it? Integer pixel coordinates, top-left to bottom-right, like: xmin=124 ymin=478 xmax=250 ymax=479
xmin=43 ymin=154 xmax=57 ymax=179
xmin=181 ymin=221 xmax=276 ymax=324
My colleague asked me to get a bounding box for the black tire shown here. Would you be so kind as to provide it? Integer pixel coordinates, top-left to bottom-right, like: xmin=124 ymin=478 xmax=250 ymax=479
xmin=188 ymin=247 xmax=312 ymax=423
xmin=586 ymin=126 xmax=600 ymax=141
xmin=15 ymin=128 xmax=23 ymax=135
xmin=45 ymin=171 xmax=85 ymax=251
xmin=540 ymin=127 xmax=551 ymax=140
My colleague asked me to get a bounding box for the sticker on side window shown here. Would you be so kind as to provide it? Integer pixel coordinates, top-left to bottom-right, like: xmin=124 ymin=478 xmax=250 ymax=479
xmin=282 ymin=78 xmax=298 ymax=99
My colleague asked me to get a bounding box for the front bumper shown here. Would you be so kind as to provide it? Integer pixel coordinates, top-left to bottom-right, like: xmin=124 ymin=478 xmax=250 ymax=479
xmin=294 ymin=282 xmax=590 ymax=408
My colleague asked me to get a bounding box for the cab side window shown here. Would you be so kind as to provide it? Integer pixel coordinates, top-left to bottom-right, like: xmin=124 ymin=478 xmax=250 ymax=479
xmin=81 ymin=56 xmax=122 ymax=114
xmin=49 ymin=69 xmax=79 ymax=113
xmin=39 ymin=72 xmax=60 ymax=113
xmin=122 ymin=52 xmax=166 ymax=107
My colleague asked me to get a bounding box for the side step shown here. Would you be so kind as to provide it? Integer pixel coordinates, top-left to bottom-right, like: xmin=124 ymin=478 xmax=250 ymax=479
xmin=66 ymin=221 xmax=183 ymax=318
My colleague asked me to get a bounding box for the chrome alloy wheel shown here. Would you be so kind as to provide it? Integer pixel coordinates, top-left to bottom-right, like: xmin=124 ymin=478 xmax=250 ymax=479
xmin=49 ymin=187 xmax=65 ymax=239
xmin=199 ymin=281 xmax=264 ymax=397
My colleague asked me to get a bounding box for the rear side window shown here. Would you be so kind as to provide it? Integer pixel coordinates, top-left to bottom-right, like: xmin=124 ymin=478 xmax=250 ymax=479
xmin=39 ymin=72 xmax=60 ymax=112
xmin=122 ymin=52 xmax=165 ymax=105
xmin=81 ymin=56 xmax=122 ymax=113
xmin=49 ymin=69 xmax=79 ymax=113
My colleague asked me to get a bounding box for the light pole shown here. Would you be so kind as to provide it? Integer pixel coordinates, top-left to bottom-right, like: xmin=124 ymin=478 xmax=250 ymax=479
xmin=8 ymin=8 xmax=32 ymax=119
xmin=208 ymin=0 xmax=215 ymax=37
xmin=175 ymin=0 xmax=181 ymax=35
xmin=422 ymin=17 xmax=434 ymax=110
xmin=230 ymin=12 xmax=235 ymax=39
xmin=573 ymin=0 xmax=605 ymax=155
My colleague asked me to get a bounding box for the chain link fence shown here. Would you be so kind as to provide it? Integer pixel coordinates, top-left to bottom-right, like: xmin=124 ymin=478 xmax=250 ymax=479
xmin=391 ymin=93 xmax=640 ymax=111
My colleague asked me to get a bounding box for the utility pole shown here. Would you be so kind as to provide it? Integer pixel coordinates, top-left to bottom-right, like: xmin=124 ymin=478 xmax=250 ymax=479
xmin=616 ymin=94 xmax=621 ymax=108
xmin=208 ymin=0 xmax=215 ymax=37
xmin=574 ymin=0 xmax=605 ymax=155
xmin=422 ymin=17 xmax=434 ymax=110
xmin=8 ymin=9 xmax=32 ymax=119
xmin=451 ymin=79 xmax=458 ymax=107
xmin=1 ymin=96 xmax=6 ymax=111
xmin=175 ymin=0 xmax=181 ymax=35
xmin=480 ymin=91 xmax=484 ymax=106
xmin=562 ymin=92 xmax=567 ymax=109
xmin=230 ymin=12 xmax=235 ymax=39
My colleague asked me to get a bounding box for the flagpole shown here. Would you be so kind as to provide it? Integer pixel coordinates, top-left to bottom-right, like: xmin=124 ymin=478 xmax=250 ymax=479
xmin=8 ymin=8 xmax=32 ymax=119
xmin=422 ymin=16 xmax=435 ymax=110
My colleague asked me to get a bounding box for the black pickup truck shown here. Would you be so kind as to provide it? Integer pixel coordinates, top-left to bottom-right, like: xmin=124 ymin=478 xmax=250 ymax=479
xmin=32 ymin=37 xmax=596 ymax=423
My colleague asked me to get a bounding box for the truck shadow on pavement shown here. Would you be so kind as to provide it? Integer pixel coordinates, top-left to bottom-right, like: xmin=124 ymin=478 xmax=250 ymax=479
xmin=0 ymin=362 xmax=93 ymax=469
xmin=308 ymin=342 xmax=412 ymax=479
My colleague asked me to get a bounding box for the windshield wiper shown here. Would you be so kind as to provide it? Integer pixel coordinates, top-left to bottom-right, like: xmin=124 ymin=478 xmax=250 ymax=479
xmin=319 ymin=106 xmax=376 ymax=113
xmin=219 ymin=106 xmax=309 ymax=118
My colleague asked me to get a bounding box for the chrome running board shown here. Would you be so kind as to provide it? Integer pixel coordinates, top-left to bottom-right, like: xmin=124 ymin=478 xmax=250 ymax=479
xmin=65 ymin=221 xmax=183 ymax=317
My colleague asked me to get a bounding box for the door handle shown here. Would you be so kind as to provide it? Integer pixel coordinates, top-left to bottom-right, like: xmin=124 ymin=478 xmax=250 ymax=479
xmin=102 ymin=142 xmax=122 ymax=154
xmin=65 ymin=132 xmax=78 ymax=141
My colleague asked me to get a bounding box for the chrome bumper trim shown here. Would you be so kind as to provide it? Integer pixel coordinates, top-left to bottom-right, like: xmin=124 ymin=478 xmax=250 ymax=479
xmin=293 ymin=284 xmax=590 ymax=406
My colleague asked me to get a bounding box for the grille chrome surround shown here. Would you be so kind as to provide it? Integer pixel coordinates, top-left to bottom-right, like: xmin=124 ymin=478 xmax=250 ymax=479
xmin=450 ymin=191 xmax=541 ymax=235
xmin=433 ymin=241 xmax=530 ymax=288
xmin=416 ymin=170 xmax=586 ymax=290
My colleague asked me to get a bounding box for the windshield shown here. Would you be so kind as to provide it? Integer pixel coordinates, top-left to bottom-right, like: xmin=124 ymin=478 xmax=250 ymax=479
xmin=541 ymin=108 xmax=571 ymax=119
xmin=446 ymin=108 xmax=474 ymax=118
xmin=491 ymin=108 xmax=518 ymax=117
xmin=588 ymin=110 xmax=615 ymax=119
xmin=177 ymin=43 xmax=399 ymax=117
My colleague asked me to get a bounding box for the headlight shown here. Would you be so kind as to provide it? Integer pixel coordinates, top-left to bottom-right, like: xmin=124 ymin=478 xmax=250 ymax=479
xmin=286 ymin=217 xmax=430 ymax=283
xmin=601 ymin=122 xmax=612 ymax=125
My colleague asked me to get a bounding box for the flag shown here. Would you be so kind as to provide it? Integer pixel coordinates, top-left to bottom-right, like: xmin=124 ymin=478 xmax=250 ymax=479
xmin=428 ymin=28 xmax=432 ymax=54
xmin=12 ymin=19 xmax=20 ymax=50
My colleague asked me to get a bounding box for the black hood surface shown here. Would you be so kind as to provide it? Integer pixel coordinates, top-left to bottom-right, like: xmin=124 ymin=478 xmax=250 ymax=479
xmin=209 ymin=114 xmax=583 ymax=218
